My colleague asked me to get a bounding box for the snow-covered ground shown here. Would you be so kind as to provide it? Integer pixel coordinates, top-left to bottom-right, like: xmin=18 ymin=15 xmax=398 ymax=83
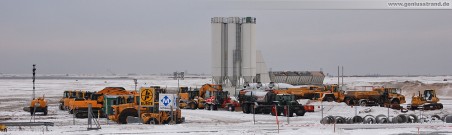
xmin=1 ymin=76 xmax=452 ymax=135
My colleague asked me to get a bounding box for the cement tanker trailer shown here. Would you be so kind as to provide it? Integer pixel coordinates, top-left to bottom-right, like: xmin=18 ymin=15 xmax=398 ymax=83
xmin=238 ymin=89 xmax=306 ymax=117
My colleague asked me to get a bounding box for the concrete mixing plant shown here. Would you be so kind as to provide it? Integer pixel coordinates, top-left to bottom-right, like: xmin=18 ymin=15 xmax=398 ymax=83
xmin=211 ymin=17 xmax=267 ymax=87
xmin=211 ymin=17 xmax=324 ymax=87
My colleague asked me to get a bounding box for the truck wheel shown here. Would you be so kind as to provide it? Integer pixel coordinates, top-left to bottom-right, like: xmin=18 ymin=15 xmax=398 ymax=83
xmin=75 ymin=112 xmax=86 ymax=118
xmin=326 ymin=97 xmax=334 ymax=102
xmin=59 ymin=104 xmax=64 ymax=110
xmin=205 ymin=104 xmax=210 ymax=110
xmin=118 ymin=109 xmax=138 ymax=124
xmin=359 ymin=100 xmax=367 ymax=106
xmin=345 ymin=98 xmax=355 ymax=106
xmin=228 ymin=104 xmax=235 ymax=112
xmin=296 ymin=110 xmax=306 ymax=116
xmin=30 ymin=108 xmax=34 ymax=115
xmin=344 ymin=98 xmax=351 ymax=105
xmin=210 ymin=104 xmax=217 ymax=111
xmin=43 ymin=107 xmax=48 ymax=115
xmin=189 ymin=102 xmax=196 ymax=110
xmin=285 ymin=109 xmax=294 ymax=117
xmin=243 ymin=104 xmax=250 ymax=114
xmin=391 ymin=100 xmax=400 ymax=107
xmin=147 ymin=118 xmax=159 ymax=125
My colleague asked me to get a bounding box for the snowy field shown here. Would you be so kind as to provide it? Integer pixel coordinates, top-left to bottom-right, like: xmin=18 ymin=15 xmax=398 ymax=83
xmin=1 ymin=76 xmax=452 ymax=135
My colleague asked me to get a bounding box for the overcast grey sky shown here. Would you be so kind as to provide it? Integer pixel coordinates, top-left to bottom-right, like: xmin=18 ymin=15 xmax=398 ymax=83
xmin=0 ymin=0 xmax=451 ymax=75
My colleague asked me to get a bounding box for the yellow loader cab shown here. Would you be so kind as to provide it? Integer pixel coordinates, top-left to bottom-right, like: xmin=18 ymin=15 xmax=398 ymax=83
xmin=30 ymin=96 xmax=48 ymax=115
xmin=0 ymin=124 xmax=7 ymax=132
xmin=141 ymin=108 xmax=185 ymax=124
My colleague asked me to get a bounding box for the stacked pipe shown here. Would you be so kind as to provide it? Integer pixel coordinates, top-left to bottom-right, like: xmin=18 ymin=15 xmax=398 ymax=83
xmin=320 ymin=114 xmax=452 ymax=124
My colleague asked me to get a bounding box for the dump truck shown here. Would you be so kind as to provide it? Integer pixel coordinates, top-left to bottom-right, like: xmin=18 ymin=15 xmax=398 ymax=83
xmin=408 ymin=89 xmax=443 ymax=110
xmin=239 ymin=90 xmax=306 ymax=117
xmin=317 ymin=86 xmax=406 ymax=108
xmin=343 ymin=87 xmax=406 ymax=107
xmin=372 ymin=87 xmax=406 ymax=108
xmin=29 ymin=96 xmax=48 ymax=115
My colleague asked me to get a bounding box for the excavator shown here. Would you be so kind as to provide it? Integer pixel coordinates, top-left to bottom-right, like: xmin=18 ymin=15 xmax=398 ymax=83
xmin=68 ymin=87 xmax=133 ymax=118
xmin=408 ymin=89 xmax=443 ymax=110
xmin=109 ymin=87 xmax=183 ymax=124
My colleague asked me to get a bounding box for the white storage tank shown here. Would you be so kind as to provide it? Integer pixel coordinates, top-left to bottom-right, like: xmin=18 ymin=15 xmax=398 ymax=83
xmin=241 ymin=17 xmax=257 ymax=83
xmin=227 ymin=17 xmax=240 ymax=85
xmin=211 ymin=17 xmax=224 ymax=84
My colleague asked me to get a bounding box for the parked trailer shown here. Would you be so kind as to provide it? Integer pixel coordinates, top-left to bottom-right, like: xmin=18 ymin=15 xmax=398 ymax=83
xmin=238 ymin=90 xmax=306 ymax=117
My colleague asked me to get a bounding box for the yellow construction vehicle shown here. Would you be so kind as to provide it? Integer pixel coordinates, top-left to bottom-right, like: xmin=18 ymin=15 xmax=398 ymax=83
xmin=178 ymin=87 xmax=189 ymax=109
xmin=316 ymin=86 xmax=406 ymax=108
xmin=408 ymin=89 xmax=443 ymax=110
xmin=313 ymin=84 xmax=343 ymax=102
xmin=141 ymin=108 xmax=184 ymax=124
xmin=28 ymin=64 xmax=48 ymax=116
xmin=373 ymin=87 xmax=406 ymax=107
xmin=109 ymin=87 xmax=184 ymax=124
xmin=0 ymin=124 xmax=6 ymax=132
xmin=30 ymin=96 xmax=48 ymax=115
xmin=108 ymin=92 xmax=146 ymax=124
xmin=180 ymin=84 xmax=223 ymax=109
xmin=273 ymin=85 xmax=325 ymax=100
xmin=68 ymin=87 xmax=132 ymax=118
xmin=59 ymin=90 xmax=87 ymax=110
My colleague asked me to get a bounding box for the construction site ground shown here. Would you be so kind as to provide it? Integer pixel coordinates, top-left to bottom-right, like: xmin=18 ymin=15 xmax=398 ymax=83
xmin=1 ymin=76 xmax=452 ymax=135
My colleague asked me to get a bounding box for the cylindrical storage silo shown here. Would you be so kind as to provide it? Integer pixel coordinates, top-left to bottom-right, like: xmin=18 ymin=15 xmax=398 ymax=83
xmin=227 ymin=17 xmax=239 ymax=86
xmin=241 ymin=17 xmax=257 ymax=83
xmin=211 ymin=17 xmax=223 ymax=84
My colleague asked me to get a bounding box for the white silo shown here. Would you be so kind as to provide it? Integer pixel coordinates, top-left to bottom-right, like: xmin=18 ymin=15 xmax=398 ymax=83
xmin=211 ymin=17 xmax=224 ymax=84
xmin=211 ymin=17 xmax=260 ymax=86
xmin=241 ymin=17 xmax=257 ymax=83
xmin=227 ymin=17 xmax=240 ymax=86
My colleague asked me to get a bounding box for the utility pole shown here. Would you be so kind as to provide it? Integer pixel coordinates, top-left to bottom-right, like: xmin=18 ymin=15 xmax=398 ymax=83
xmin=134 ymin=79 xmax=140 ymax=123
xmin=337 ymin=66 xmax=340 ymax=87
xmin=342 ymin=66 xmax=344 ymax=90
xmin=32 ymin=64 xmax=36 ymax=99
